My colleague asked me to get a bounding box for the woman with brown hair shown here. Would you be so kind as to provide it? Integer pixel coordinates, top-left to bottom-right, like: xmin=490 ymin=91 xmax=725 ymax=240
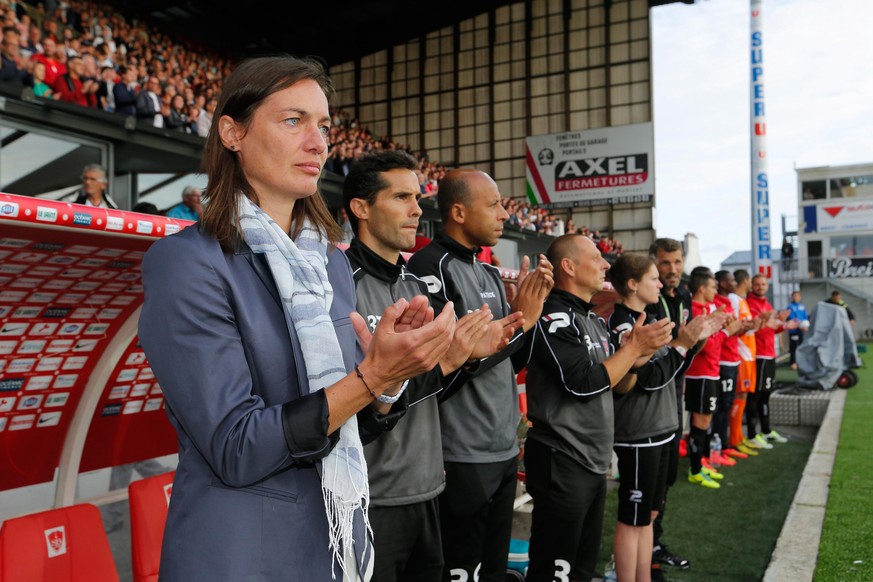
xmin=139 ymin=55 xmax=454 ymax=581
xmin=606 ymin=253 xmax=710 ymax=582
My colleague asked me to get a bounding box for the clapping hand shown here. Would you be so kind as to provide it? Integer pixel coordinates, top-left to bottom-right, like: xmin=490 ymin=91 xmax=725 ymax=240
xmin=468 ymin=308 xmax=525 ymax=360
xmin=352 ymin=297 xmax=455 ymax=384
xmin=675 ymin=316 xmax=707 ymax=347
xmin=510 ymin=254 xmax=554 ymax=331
xmin=624 ymin=314 xmax=674 ymax=359
xmin=439 ymin=306 xmax=496 ymax=372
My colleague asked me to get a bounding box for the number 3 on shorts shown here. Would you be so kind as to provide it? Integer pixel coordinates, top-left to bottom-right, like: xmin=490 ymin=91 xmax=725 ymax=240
xmin=553 ymin=559 xmax=571 ymax=582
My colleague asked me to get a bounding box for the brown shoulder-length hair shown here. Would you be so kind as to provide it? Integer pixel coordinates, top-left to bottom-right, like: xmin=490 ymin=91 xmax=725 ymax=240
xmin=607 ymin=252 xmax=656 ymax=298
xmin=199 ymin=55 xmax=343 ymax=249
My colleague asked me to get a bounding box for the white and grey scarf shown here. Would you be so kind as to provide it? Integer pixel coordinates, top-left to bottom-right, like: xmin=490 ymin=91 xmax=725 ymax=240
xmin=238 ymin=196 xmax=371 ymax=580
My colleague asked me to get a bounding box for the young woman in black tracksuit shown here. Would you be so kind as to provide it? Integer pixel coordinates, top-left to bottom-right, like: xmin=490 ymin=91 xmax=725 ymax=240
xmin=606 ymin=254 xmax=707 ymax=582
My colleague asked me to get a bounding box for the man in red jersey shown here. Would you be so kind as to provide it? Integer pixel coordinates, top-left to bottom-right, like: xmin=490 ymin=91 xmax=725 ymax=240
xmin=712 ymin=271 xmax=745 ymax=464
xmin=684 ymin=270 xmax=732 ymax=488
xmin=745 ymin=275 xmax=797 ymax=447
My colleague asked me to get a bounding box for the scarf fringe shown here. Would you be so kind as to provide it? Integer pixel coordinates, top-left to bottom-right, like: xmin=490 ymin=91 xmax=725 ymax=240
xmin=323 ymin=485 xmax=371 ymax=580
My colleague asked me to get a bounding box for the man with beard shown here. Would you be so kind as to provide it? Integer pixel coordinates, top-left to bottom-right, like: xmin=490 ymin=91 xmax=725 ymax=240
xmin=645 ymin=238 xmax=692 ymax=574
xmin=746 ymin=275 xmax=796 ymax=447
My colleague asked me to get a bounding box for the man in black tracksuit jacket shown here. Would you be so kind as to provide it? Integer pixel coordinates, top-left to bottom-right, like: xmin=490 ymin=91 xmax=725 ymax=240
xmin=407 ymin=168 xmax=553 ymax=582
xmin=344 ymin=153 xmax=500 ymax=582
xmin=523 ymin=234 xmax=674 ymax=582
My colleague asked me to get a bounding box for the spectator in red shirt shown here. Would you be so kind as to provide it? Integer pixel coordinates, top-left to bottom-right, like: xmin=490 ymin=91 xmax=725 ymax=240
xmin=30 ymin=36 xmax=63 ymax=87
xmin=52 ymin=54 xmax=96 ymax=107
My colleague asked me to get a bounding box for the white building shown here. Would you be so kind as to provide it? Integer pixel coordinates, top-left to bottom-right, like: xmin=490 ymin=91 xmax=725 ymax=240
xmin=682 ymin=233 xmax=703 ymax=273
xmin=795 ymin=162 xmax=873 ymax=340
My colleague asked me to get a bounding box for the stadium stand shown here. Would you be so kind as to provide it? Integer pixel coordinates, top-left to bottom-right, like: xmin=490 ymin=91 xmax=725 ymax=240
xmin=0 ymin=0 xmax=624 ymax=251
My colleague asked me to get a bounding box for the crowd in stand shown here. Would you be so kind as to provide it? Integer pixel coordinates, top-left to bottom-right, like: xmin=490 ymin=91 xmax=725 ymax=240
xmin=324 ymin=110 xmax=447 ymax=197
xmin=0 ymin=0 xmax=625 ymax=251
xmin=501 ymin=196 xmax=625 ymax=255
xmin=0 ymin=0 xmax=227 ymax=135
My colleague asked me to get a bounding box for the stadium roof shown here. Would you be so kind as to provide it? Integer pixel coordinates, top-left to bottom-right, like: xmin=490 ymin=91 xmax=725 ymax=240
xmin=118 ymin=0 xmax=694 ymax=66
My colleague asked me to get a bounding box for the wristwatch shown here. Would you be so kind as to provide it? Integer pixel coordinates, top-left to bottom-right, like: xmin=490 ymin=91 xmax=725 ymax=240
xmin=376 ymin=379 xmax=409 ymax=404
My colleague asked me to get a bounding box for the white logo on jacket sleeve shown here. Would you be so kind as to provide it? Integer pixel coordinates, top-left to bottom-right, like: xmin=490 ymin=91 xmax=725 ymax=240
xmin=613 ymin=322 xmax=633 ymax=345
xmin=543 ymin=312 xmax=571 ymax=334
xmin=420 ymin=275 xmax=442 ymax=294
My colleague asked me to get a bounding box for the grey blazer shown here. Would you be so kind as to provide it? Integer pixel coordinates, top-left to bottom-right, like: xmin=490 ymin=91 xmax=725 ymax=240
xmin=139 ymin=225 xmax=367 ymax=581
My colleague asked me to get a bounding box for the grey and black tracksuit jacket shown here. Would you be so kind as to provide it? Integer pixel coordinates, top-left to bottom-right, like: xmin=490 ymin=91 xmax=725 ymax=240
xmin=346 ymin=238 xmax=446 ymax=506
xmin=608 ymin=303 xmax=681 ymax=444
xmin=406 ymin=232 xmax=527 ymax=465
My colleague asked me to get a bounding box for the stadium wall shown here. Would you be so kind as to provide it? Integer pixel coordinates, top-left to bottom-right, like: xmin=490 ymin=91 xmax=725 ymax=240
xmin=329 ymin=0 xmax=656 ymax=252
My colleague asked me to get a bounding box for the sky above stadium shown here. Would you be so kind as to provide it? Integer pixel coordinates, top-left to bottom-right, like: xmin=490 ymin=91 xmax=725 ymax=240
xmin=650 ymin=0 xmax=873 ymax=270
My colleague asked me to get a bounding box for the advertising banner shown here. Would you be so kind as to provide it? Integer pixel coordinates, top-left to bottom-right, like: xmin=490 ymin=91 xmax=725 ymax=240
xmin=0 ymin=194 xmax=190 ymax=490
xmin=79 ymin=335 xmax=176 ymax=473
xmin=525 ymin=122 xmax=654 ymax=208
xmin=814 ymin=202 xmax=873 ymax=233
xmin=828 ymin=257 xmax=873 ymax=278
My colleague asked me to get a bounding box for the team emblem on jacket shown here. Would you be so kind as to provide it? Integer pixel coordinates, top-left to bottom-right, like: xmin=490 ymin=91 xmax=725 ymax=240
xmin=542 ymin=312 xmax=570 ymax=333
xmin=613 ymin=322 xmax=633 ymax=345
xmin=420 ymin=275 xmax=442 ymax=294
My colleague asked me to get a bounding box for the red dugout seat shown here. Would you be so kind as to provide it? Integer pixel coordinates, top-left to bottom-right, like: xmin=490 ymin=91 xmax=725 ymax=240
xmin=516 ymin=369 xmax=527 ymax=416
xmin=129 ymin=471 xmax=175 ymax=582
xmin=516 ymin=369 xmax=529 ymax=484
xmin=0 ymin=503 xmax=118 ymax=581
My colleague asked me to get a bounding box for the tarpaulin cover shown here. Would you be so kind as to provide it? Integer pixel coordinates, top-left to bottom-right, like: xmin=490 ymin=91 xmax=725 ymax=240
xmin=796 ymin=301 xmax=862 ymax=390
